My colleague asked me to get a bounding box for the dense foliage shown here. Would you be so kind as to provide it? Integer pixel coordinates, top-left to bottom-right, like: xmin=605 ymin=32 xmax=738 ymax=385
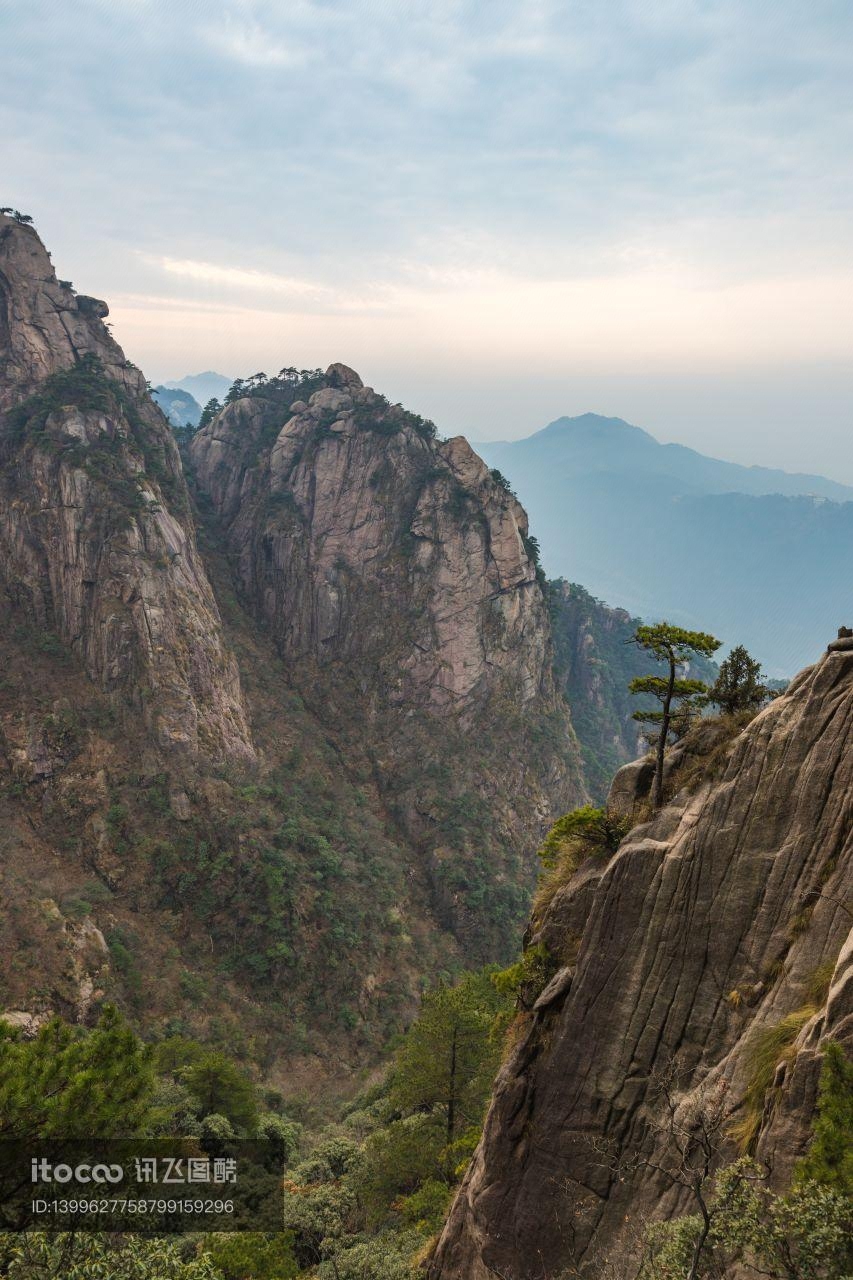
xmin=3 ymin=1235 xmax=223 ymax=1280
xmin=0 ymin=969 xmax=509 ymax=1279
xmin=640 ymin=1040 xmax=853 ymax=1279
xmin=0 ymin=1008 xmax=302 ymax=1278
xmin=0 ymin=1006 xmax=154 ymax=1139
xmin=640 ymin=1162 xmax=852 ymax=1280
xmin=277 ymin=970 xmax=509 ymax=1278
xmin=708 ymin=644 xmax=770 ymax=716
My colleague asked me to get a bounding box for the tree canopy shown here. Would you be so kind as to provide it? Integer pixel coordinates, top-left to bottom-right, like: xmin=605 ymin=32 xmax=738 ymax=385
xmin=0 ymin=1006 xmax=154 ymax=1140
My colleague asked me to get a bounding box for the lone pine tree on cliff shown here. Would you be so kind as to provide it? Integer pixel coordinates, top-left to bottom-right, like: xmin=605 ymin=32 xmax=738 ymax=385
xmin=709 ymin=643 xmax=768 ymax=716
xmin=631 ymin=623 xmax=721 ymax=808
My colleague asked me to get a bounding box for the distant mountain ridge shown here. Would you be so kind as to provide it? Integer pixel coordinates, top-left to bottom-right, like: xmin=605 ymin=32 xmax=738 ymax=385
xmin=483 ymin=412 xmax=853 ymax=501
xmin=478 ymin=413 xmax=853 ymax=675
xmin=163 ymin=370 xmax=232 ymax=405
xmin=152 ymin=384 xmax=202 ymax=427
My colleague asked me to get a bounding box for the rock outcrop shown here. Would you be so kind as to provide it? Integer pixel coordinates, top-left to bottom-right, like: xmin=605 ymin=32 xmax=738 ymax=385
xmin=0 ymin=215 xmax=252 ymax=759
xmin=191 ymin=367 xmax=585 ymax=956
xmin=429 ymin=646 xmax=852 ymax=1277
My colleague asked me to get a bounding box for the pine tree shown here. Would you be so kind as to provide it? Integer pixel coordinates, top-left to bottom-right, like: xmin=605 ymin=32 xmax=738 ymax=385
xmin=198 ymin=397 xmax=222 ymax=430
xmin=796 ymin=1040 xmax=853 ymax=1195
xmin=391 ymin=972 xmax=504 ymax=1174
xmin=630 ymin=623 xmax=721 ymax=808
xmin=709 ymin=644 xmax=768 ymax=716
xmin=0 ymin=1005 xmax=155 ymax=1139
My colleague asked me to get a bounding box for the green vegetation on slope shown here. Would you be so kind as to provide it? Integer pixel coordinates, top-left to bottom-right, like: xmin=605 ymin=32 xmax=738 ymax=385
xmin=639 ymin=1042 xmax=853 ymax=1278
xmin=276 ymin=969 xmax=509 ymax=1278
xmin=4 ymin=354 xmax=187 ymax=518
xmin=0 ymin=969 xmax=508 ymax=1280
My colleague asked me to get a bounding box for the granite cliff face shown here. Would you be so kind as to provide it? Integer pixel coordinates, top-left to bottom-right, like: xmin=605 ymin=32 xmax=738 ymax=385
xmin=190 ymin=366 xmax=585 ymax=956
xmin=430 ymin=644 xmax=852 ymax=1277
xmin=0 ymin=214 xmax=252 ymax=760
xmin=0 ymin=219 xmax=586 ymax=1071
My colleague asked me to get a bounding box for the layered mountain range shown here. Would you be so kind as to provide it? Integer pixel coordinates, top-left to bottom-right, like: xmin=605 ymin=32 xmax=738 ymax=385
xmin=480 ymin=414 xmax=853 ymax=675
xmin=2 ymin=216 xmax=847 ymax=1271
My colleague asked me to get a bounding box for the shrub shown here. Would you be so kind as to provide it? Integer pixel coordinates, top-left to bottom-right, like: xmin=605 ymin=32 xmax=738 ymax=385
xmin=492 ymin=942 xmax=557 ymax=1011
xmin=795 ymin=1040 xmax=853 ymax=1194
xmin=534 ymin=805 xmax=629 ymax=919
xmin=257 ymin=1112 xmax=302 ymax=1164
xmin=5 ymin=1235 xmax=224 ymax=1279
xmin=204 ymin=1232 xmax=298 ymax=1280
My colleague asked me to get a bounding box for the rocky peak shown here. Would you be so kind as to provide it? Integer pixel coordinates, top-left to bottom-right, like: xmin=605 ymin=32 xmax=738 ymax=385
xmin=0 ymin=214 xmax=145 ymax=410
xmin=0 ymin=218 xmax=253 ymax=760
xmin=324 ymin=361 xmax=363 ymax=390
xmin=190 ymin=366 xmax=586 ymax=955
xmin=193 ymin=366 xmax=550 ymax=707
xmin=429 ymin=643 xmax=852 ymax=1277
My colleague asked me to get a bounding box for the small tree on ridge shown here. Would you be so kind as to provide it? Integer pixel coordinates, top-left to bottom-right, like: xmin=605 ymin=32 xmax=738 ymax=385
xmin=631 ymin=623 xmax=720 ymax=808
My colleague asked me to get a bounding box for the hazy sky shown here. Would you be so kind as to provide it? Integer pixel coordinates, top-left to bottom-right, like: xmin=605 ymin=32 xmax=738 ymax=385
xmin=3 ymin=1 xmax=853 ymax=478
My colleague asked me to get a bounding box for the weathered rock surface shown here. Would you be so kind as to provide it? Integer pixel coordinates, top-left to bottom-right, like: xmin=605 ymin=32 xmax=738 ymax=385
xmin=191 ymin=372 xmax=586 ymax=956
xmin=0 ymin=215 xmax=252 ymax=759
xmin=429 ymin=647 xmax=852 ymax=1277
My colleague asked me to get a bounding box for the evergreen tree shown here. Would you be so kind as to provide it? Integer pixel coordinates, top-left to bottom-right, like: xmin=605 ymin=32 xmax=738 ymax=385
xmin=0 ymin=1005 xmax=154 ymax=1139
xmin=630 ymin=623 xmax=721 ymax=808
xmin=391 ymin=972 xmax=503 ymax=1174
xmin=709 ymin=643 xmax=768 ymax=716
xmin=155 ymin=1038 xmax=258 ymax=1134
xmin=198 ymin=397 xmax=222 ymax=430
xmin=796 ymin=1040 xmax=853 ymax=1195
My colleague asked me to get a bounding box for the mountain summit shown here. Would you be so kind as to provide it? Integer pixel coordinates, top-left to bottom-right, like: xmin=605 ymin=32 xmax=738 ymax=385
xmin=479 ymin=413 xmax=853 ymax=674
xmin=485 ymin=412 xmax=853 ymax=501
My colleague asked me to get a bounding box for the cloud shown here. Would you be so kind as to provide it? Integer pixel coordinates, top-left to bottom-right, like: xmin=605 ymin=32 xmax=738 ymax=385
xmin=150 ymin=253 xmax=408 ymax=314
xmin=157 ymin=256 xmax=330 ymax=296
xmin=203 ymin=13 xmax=308 ymax=68
xmin=2 ymin=0 xmax=853 ymax=472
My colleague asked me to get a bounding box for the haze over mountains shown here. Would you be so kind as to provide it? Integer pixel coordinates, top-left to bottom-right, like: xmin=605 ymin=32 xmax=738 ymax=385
xmin=152 ymin=384 xmax=202 ymax=427
xmin=164 ymin=370 xmax=232 ymax=405
xmin=480 ymin=414 xmax=853 ymax=675
xmin=153 ymin=372 xmax=232 ymax=427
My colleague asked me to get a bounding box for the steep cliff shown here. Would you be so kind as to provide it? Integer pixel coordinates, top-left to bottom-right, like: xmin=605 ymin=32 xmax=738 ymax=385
xmin=429 ymin=642 xmax=852 ymax=1277
xmin=0 ymin=220 xmax=586 ymax=1079
xmin=0 ymin=213 xmax=252 ymax=760
xmin=190 ymin=367 xmax=585 ymax=957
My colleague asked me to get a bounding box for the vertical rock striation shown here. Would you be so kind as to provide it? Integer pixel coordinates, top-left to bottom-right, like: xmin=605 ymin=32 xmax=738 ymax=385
xmin=0 ymin=215 xmax=252 ymax=760
xmin=429 ymin=645 xmax=852 ymax=1277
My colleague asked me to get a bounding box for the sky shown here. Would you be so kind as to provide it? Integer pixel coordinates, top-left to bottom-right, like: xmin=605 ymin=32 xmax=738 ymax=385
xmin=3 ymin=0 xmax=853 ymax=478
